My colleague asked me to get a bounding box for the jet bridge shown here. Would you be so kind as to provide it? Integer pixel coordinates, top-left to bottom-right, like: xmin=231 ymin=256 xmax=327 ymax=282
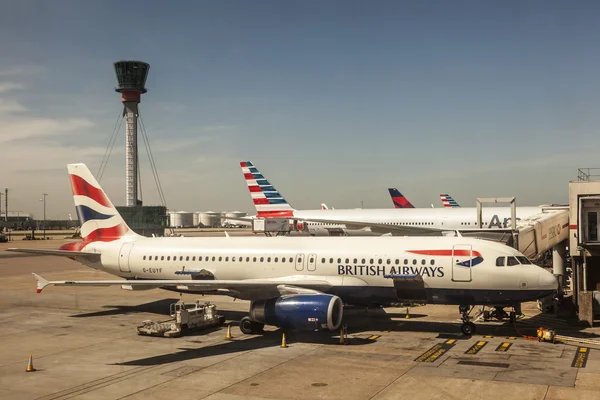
xmin=568 ymin=169 xmax=600 ymax=327
xmin=465 ymin=198 xmax=569 ymax=260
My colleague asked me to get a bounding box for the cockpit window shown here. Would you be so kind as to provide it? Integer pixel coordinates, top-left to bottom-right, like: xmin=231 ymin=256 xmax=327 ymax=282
xmin=507 ymin=256 xmax=520 ymax=266
xmin=516 ymin=256 xmax=531 ymax=265
xmin=495 ymin=257 xmax=505 ymax=267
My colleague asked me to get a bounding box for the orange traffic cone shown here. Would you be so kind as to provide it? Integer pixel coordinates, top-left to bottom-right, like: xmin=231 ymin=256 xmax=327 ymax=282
xmin=225 ymin=325 xmax=232 ymax=340
xmin=26 ymin=354 xmax=36 ymax=372
xmin=281 ymin=332 xmax=288 ymax=348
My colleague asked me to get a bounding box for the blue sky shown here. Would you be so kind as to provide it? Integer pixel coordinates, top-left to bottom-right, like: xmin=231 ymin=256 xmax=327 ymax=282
xmin=2 ymin=1 xmax=600 ymax=218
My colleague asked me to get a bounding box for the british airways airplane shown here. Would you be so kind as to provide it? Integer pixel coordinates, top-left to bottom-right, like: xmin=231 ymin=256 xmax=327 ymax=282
xmin=9 ymin=164 xmax=557 ymax=336
xmin=240 ymin=161 xmax=546 ymax=236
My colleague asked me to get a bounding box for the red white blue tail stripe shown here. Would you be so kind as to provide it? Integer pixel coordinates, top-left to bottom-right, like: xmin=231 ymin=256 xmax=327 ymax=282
xmin=388 ymin=188 xmax=415 ymax=208
xmin=60 ymin=164 xmax=136 ymax=251
xmin=440 ymin=194 xmax=460 ymax=208
xmin=240 ymin=161 xmax=294 ymax=217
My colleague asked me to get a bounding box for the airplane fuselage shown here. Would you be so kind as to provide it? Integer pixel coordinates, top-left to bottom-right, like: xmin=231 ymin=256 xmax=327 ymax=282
xmin=292 ymin=206 xmax=543 ymax=235
xmin=82 ymin=235 xmax=556 ymax=306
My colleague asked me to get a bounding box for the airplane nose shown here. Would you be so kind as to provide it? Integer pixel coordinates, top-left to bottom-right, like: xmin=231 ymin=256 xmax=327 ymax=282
xmin=539 ymin=269 xmax=558 ymax=290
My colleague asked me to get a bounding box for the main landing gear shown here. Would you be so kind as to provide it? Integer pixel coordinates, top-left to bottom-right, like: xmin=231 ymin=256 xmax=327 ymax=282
xmin=239 ymin=316 xmax=265 ymax=334
xmin=459 ymin=305 xmax=476 ymax=336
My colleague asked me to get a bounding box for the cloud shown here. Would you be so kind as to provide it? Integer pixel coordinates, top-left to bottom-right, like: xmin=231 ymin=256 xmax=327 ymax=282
xmin=0 ymin=65 xmax=45 ymax=76
xmin=0 ymin=99 xmax=27 ymax=114
xmin=0 ymin=82 xmax=25 ymax=93
xmin=202 ymin=124 xmax=238 ymax=132
xmin=152 ymin=136 xmax=207 ymax=152
xmin=0 ymin=117 xmax=95 ymax=143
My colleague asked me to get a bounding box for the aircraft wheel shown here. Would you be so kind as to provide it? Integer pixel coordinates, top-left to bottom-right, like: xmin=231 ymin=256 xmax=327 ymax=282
xmin=252 ymin=321 xmax=265 ymax=333
xmin=461 ymin=322 xmax=476 ymax=336
xmin=240 ymin=317 xmax=254 ymax=334
xmin=240 ymin=317 xmax=264 ymax=334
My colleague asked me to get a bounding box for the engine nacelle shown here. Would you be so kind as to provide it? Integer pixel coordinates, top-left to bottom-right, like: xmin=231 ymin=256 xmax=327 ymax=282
xmin=250 ymin=294 xmax=343 ymax=331
xmin=295 ymin=220 xmax=306 ymax=232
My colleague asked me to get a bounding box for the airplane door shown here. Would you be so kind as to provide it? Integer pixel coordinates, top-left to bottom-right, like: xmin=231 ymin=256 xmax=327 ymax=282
xmin=307 ymin=253 xmax=317 ymax=271
xmin=118 ymin=242 xmax=134 ymax=273
xmin=295 ymin=253 xmax=305 ymax=271
xmin=452 ymin=244 xmax=472 ymax=282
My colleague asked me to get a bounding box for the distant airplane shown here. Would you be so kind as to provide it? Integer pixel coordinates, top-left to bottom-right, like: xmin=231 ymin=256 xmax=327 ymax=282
xmin=240 ymin=161 xmax=545 ymax=236
xmin=388 ymin=188 xmax=415 ymax=209
xmin=8 ymin=163 xmax=557 ymax=336
xmin=440 ymin=194 xmax=460 ymax=208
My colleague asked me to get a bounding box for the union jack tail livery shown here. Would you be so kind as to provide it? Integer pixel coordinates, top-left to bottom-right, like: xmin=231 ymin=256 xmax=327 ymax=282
xmin=440 ymin=194 xmax=460 ymax=208
xmin=67 ymin=163 xmax=137 ymax=244
xmin=388 ymin=188 xmax=415 ymax=209
xmin=240 ymin=161 xmax=295 ymax=217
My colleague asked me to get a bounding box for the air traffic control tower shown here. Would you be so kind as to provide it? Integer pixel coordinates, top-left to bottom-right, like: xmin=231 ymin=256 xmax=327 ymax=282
xmin=113 ymin=61 xmax=167 ymax=236
xmin=114 ymin=60 xmax=149 ymax=207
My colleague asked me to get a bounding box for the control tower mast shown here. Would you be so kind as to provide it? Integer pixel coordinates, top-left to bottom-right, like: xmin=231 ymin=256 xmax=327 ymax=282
xmin=113 ymin=61 xmax=150 ymax=207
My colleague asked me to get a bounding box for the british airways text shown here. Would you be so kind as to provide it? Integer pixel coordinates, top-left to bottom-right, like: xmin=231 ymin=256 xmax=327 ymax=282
xmin=338 ymin=265 xmax=444 ymax=278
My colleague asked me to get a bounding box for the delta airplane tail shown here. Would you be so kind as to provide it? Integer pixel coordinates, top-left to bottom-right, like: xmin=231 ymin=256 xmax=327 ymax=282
xmin=64 ymin=163 xmax=138 ymax=249
xmin=388 ymin=188 xmax=415 ymax=208
xmin=240 ymin=161 xmax=295 ymax=217
xmin=440 ymin=194 xmax=460 ymax=208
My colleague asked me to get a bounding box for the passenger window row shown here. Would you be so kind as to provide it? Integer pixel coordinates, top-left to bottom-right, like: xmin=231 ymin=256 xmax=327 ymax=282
xmin=140 ymin=255 xmax=437 ymax=266
xmin=142 ymin=255 xmax=295 ymax=263
xmin=324 ymin=257 xmax=435 ymax=266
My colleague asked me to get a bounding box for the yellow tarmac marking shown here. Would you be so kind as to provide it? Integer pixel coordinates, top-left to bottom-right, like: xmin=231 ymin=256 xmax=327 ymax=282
xmin=572 ymin=347 xmax=590 ymax=368
xmin=465 ymin=341 xmax=488 ymax=355
xmin=495 ymin=342 xmax=512 ymax=352
xmin=415 ymin=340 xmax=457 ymax=363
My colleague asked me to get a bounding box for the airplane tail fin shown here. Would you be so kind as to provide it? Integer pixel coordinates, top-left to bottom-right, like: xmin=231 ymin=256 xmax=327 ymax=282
xmin=388 ymin=188 xmax=415 ymax=208
xmin=440 ymin=194 xmax=460 ymax=208
xmin=321 ymin=203 xmax=328 ymax=210
xmin=240 ymin=161 xmax=295 ymax=217
xmin=67 ymin=163 xmax=138 ymax=243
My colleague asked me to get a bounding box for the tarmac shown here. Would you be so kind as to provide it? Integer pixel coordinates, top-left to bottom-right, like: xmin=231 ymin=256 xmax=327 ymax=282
xmin=2 ymin=233 xmax=600 ymax=400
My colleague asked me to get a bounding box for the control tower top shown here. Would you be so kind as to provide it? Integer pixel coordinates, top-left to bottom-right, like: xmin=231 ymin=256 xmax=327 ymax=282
xmin=113 ymin=61 xmax=149 ymax=94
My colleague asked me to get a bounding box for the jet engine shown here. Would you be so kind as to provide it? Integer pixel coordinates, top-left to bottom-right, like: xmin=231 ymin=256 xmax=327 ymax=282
xmin=250 ymin=294 xmax=343 ymax=331
xmin=295 ymin=220 xmax=306 ymax=232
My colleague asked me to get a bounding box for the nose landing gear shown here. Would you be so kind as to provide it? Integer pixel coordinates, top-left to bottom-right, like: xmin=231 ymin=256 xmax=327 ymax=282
xmin=459 ymin=305 xmax=476 ymax=336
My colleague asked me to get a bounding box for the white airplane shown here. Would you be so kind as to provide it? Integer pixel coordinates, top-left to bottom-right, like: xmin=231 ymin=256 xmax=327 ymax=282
xmin=9 ymin=164 xmax=558 ymax=336
xmin=240 ymin=161 xmax=545 ymax=236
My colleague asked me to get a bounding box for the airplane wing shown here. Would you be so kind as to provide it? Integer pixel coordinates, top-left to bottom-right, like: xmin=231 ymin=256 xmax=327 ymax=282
xmin=8 ymin=248 xmax=101 ymax=261
xmin=32 ymin=273 xmax=368 ymax=301
xmin=299 ymin=218 xmax=446 ymax=236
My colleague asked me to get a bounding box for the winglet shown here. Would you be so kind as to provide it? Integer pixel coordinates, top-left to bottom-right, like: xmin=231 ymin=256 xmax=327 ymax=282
xmin=32 ymin=273 xmax=50 ymax=293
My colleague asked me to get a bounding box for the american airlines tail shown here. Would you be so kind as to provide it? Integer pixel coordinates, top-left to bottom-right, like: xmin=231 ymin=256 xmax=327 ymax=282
xmin=388 ymin=188 xmax=415 ymax=209
xmin=240 ymin=161 xmax=295 ymax=217
xmin=440 ymin=194 xmax=460 ymax=208
xmin=62 ymin=163 xmax=138 ymax=251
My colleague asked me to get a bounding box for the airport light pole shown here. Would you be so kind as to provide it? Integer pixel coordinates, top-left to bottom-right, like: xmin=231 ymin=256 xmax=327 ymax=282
xmin=40 ymin=193 xmax=47 ymax=239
